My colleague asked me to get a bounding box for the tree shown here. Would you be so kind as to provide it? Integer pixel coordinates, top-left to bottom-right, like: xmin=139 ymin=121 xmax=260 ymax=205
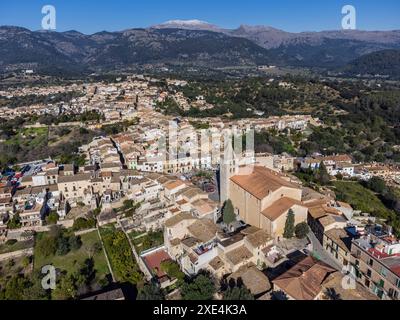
xmin=56 ymin=236 xmax=70 ymax=256
xmin=22 ymin=256 xmax=32 ymax=268
xmin=76 ymin=258 xmax=95 ymax=286
xmin=316 ymin=162 xmax=331 ymax=186
xmin=223 ymin=284 xmax=254 ymax=300
xmin=52 ymin=274 xmax=77 ymax=300
xmin=335 ymin=173 xmax=343 ymax=181
xmin=137 ymin=283 xmax=164 ymax=300
xmin=123 ymin=199 xmax=134 ymax=210
xmin=36 ymin=234 xmax=57 ymax=257
xmin=69 ymin=235 xmax=82 ymax=251
xmin=7 ymin=214 xmax=22 ymax=229
xmin=295 ymin=222 xmax=310 ymax=239
xmin=46 ymin=212 xmax=59 ymax=225
xmin=222 ymin=199 xmax=236 ymax=225
xmin=72 ymin=217 xmax=96 ymax=231
xmin=160 ymin=260 xmax=185 ymax=283
xmin=100 ymin=229 xmax=142 ymax=284
xmin=23 ymin=272 xmax=50 ymax=300
xmin=181 ymin=274 xmax=216 ymax=300
xmin=283 ymin=209 xmax=295 ymax=239
xmin=366 ymin=177 xmax=387 ymax=194
xmin=1 ymin=275 xmax=30 ymax=300
xmin=5 ymin=239 xmax=17 ymax=246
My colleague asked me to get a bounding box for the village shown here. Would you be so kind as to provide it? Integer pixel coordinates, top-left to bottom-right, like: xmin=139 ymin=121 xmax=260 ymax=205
xmin=0 ymin=75 xmax=400 ymax=301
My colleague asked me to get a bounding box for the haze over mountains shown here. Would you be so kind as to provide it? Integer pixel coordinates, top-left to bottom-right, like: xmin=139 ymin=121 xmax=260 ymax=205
xmin=1 ymin=19 xmax=400 ymax=76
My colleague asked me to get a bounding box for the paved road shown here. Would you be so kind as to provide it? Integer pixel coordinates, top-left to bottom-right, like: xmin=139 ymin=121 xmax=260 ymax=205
xmin=0 ymin=248 xmax=33 ymax=262
xmin=307 ymin=231 xmax=342 ymax=271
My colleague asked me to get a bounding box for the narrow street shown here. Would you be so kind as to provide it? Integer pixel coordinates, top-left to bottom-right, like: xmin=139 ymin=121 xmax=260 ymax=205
xmin=307 ymin=231 xmax=342 ymax=271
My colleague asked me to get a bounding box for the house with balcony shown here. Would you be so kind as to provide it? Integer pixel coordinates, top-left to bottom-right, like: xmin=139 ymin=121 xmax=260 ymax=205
xmin=350 ymin=224 xmax=400 ymax=300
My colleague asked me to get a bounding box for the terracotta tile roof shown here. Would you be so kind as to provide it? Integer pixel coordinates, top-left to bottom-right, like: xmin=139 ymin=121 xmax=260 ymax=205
xmin=100 ymin=171 xmax=113 ymax=177
xmin=164 ymin=180 xmax=185 ymax=190
xmin=261 ymin=197 xmax=303 ymax=221
xmin=187 ymin=219 xmax=218 ymax=243
xmin=245 ymin=229 xmax=271 ymax=248
xmin=21 ymin=176 xmax=33 ymax=182
xmin=228 ymin=264 xmax=271 ymax=295
xmin=219 ymin=232 xmax=245 ymax=248
xmin=240 ymin=225 xmax=262 ymax=236
xmin=179 ymin=187 xmax=207 ymax=199
xmin=164 ymin=212 xmax=194 ymax=228
xmin=169 ymin=207 xmax=181 ymax=214
xmin=188 ymin=253 xmax=198 ymax=263
xmin=225 ymin=245 xmax=253 ymax=266
xmin=191 ymin=199 xmax=217 ymax=216
xmin=142 ymin=249 xmax=172 ymax=279
xmin=308 ymin=203 xmax=342 ymax=220
xmin=181 ymin=237 xmax=200 ymax=248
xmin=304 ymin=199 xmax=331 ymax=208
xmin=230 ymin=166 xmax=299 ymax=200
xmin=209 ymin=256 xmax=224 ymax=271
xmin=337 ymin=201 xmax=353 ymax=209
xmin=0 ymin=197 xmax=12 ymax=204
xmin=318 ymin=215 xmax=337 ymax=227
xmin=324 ymin=228 xmax=352 ymax=252
xmin=272 ymin=256 xmax=336 ymax=300
xmin=320 ymin=272 xmax=378 ymax=300
xmin=101 ymin=162 xmax=121 ymax=169
xmin=58 ymin=173 xmax=92 ymax=183
xmin=169 ymin=238 xmax=181 ymax=246
xmin=305 ymin=154 xmax=352 ymax=164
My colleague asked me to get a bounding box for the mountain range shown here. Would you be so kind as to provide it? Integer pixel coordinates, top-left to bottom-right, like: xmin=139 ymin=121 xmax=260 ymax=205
xmin=1 ymin=20 xmax=400 ymax=76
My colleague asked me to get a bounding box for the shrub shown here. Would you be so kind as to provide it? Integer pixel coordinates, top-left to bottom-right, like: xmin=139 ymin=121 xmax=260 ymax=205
xmin=46 ymin=212 xmax=59 ymax=225
xmin=5 ymin=239 xmax=18 ymax=246
xmin=295 ymin=222 xmax=310 ymax=239
xmin=72 ymin=217 xmax=96 ymax=231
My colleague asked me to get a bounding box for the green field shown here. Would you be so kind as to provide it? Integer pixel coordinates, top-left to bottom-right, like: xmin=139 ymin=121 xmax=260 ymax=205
xmin=4 ymin=127 xmax=48 ymax=148
xmin=33 ymin=230 xmax=110 ymax=281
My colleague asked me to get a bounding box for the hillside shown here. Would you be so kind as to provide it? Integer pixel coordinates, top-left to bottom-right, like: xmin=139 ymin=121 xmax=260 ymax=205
xmin=0 ymin=27 xmax=272 ymax=74
xmin=341 ymin=49 xmax=400 ymax=78
xmin=1 ymin=24 xmax=400 ymax=75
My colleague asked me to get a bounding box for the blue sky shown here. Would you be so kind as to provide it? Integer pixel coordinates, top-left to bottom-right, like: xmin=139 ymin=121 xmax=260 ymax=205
xmin=1 ymin=0 xmax=399 ymax=34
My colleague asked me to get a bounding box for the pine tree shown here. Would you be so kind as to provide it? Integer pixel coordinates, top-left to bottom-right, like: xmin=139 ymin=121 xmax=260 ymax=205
xmin=317 ymin=161 xmax=330 ymax=185
xmin=223 ymin=199 xmax=236 ymax=225
xmin=137 ymin=283 xmax=163 ymax=300
xmin=283 ymin=209 xmax=295 ymax=239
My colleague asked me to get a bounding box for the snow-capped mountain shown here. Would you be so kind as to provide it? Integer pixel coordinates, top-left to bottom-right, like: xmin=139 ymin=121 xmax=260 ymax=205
xmin=150 ymin=19 xmax=224 ymax=32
